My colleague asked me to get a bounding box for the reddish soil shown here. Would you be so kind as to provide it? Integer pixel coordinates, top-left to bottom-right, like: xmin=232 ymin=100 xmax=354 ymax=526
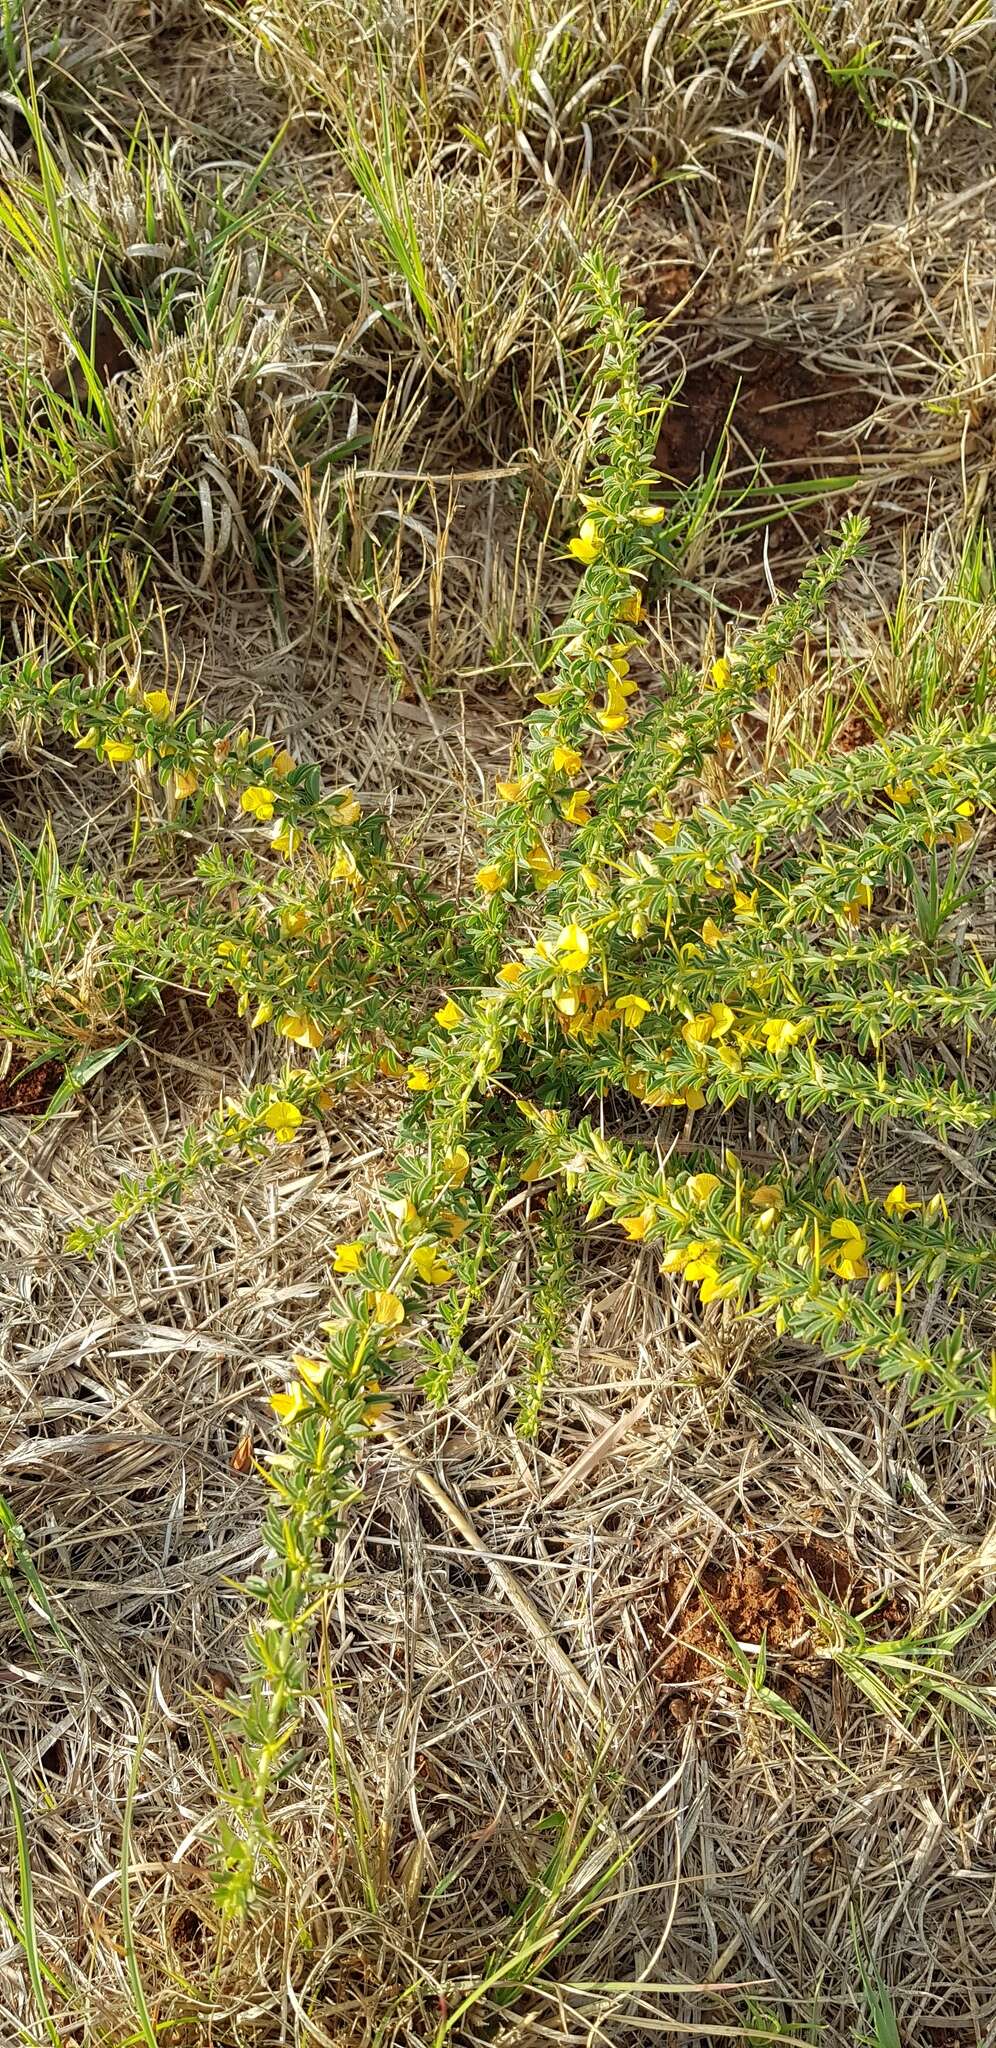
xmin=648 ymin=1534 xmax=907 ymax=1700
xmin=643 ymin=264 xmax=699 ymax=318
xmin=0 ymin=1050 xmax=63 ymax=1115
xmin=656 ymin=341 xmax=873 ymax=487
xmin=833 ymin=712 xmax=877 ymax=752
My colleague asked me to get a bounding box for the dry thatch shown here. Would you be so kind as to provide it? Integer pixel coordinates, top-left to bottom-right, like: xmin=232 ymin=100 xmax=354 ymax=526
xmin=1 ymin=1 xmax=996 ymax=2041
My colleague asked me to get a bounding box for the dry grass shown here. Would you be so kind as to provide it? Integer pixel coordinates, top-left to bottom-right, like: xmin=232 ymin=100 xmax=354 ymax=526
xmin=1 ymin=1 xmax=995 ymax=2042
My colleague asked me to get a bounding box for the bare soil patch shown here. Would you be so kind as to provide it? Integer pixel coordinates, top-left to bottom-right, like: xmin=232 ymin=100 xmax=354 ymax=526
xmin=656 ymin=339 xmax=875 ymax=488
xmin=648 ymin=1534 xmax=909 ymax=1699
xmin=0 ymin=1049 xmax=63 ymax=1115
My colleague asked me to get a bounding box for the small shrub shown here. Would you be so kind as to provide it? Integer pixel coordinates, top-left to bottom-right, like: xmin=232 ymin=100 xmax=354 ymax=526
xmin=208 ymin=262 xmax=994 ymax=1905
xmin=3 ymin=259 xmax=993 ymax=1912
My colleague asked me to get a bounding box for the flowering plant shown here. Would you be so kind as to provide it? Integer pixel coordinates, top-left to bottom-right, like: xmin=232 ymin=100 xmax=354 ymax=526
xmin=18 ymin=259 xmax=992 ymax=1907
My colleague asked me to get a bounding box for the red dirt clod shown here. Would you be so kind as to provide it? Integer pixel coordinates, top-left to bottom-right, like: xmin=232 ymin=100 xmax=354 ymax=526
xmin=0 ymin=1050 xmax=63 ymax=1116
xmin=648 ymin=1534 xmax=907 ymax=1699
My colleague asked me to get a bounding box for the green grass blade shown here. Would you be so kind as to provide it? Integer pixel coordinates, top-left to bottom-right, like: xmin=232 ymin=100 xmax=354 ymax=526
xmin=0 ymin=1745 xmax=63 ymax=2047
xmin=121 ymin=1722 xmax=159 ymax=2048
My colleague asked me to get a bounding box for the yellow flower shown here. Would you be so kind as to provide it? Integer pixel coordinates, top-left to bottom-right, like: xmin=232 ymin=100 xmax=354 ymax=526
xmin=250 ymin=1000 xmax=273 ymax=1027
xmin=876 ymin=1272 xmax=904 ymax=1316
xmin=279 ymin=907 xmax=308 ymax=937
xmin=681 ymin=1002 xmax=734 ymax=1049
xmin=554 ymin=923 xmax=590 ymax=973
xmin=761 ymin=1016 xmax=805 ymax=1059
xmin=611 ymin=650 xmax=634 ymax=679
xmin=496 ymin=778 xmax=523 ymax=802
xmin=412 ymin=1244 xmax=455 ymax=1285
xmin=733 ymin=889 xmax=758 ymax=919
xmin=619 ymin=1207 xmax=655 ymax=1241
xmin=596 ymin=701 xmax=629 ymax=733
xmin=615 ymin=992 xmax=652 ymax=1029
xmin=434 ymin=999 xmax=462 ymax=1029
xmin=406 ymin=1066 xmax=432 ymax=1091
xmin=561 ymin=789 xmax=592 ymax=824
xmin=497 ymin=961 xmax=526 ymax=985
xmin=75 ymin=727 xmax=97 ymax=750
xmin=633 ymin=503 xmax=666 ymax=524
xmin=710 ymin=656 xmax=732 ymax=688
xmin=476 ymin=864 xmax=505 ymax=895
xmin=370 ymin=1289 xmax=405 ymax=1328
xmin=271 ymin=818 xmax=302 ymax=857
xmin=105 ymin=739 xmax=135 ymax=765
xmin=884 ymin=1182 xmax=918 ymax=1218
xmin=525 ymin=844 xmax=560 ymax=887
xmin=241 ymin=784 xmax=276 ymax=821
xmin=607 ymin=658 xmax=637 ymax=691
xmin=663 ymin=1239 xmax=729 ymax=1301
xmin=751 ymin=1183 xmax=784 ymax=1218
xmin=844 ymin=882 xmax=873 ymax=924
xmin=552 ymin=743 xmax=582 ymax=776
xmin=827 ymin=1218 xmax=868 ymax=1281
xmin=945 ymin=799 xmax=976 ymax=846
xmin=271 ymin=1382 xmax=309 ymax=1424
xmin=362 ymin=1378 xmax=391 ymax=1421
xmin=686 ymin=1172 xmax=721 ymax=1204
xmin=263 ymin=1100 xmax=303 ymax=1143
xmin=172 ymin=766 xmax=199 ymax=799
xmin=329 ymin=846 xmax=360 ymax=884
xmin=443 ymin=1144 xmax=470 ymax=1187
xmin=568 ymin=517 xmax=601 ymax=563
xmin=700 ymin=918 xmax=723 ymax=949
xmin=142 ymin=689 xmax=170 ymax=718
xmin=272 ymin=748 xmax=296 ymax=778
xmin=698 ymin=1265 xmax=736 ymax=1305
xmin=291 ymin=1354 xmax=327 ymax=1386
xmin=277 ymin=1012 xmax=324 ymax=1049
xmin=658 ymin=1240 xmax=701 ymax=1274
xmin=333 ymin=1241 xmax=364 ymax=1273
xmin=651 ymin=815 xmax=680 ymax=844
xmin=682 ymin=1012 xmax=714 ymax=1048
xmin=331 ymin=790 xmax=362 ymax=825
xmin=885 ymin=779 xmax=913 ymax=805
xmin=617 ymin=591 xmax=644 ymax=624
xmin=682 ymin=1248 xmax=721 ymax=1291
